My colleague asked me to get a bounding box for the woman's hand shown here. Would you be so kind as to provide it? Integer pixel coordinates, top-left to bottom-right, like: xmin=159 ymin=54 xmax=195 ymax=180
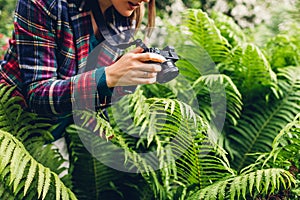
xmin=105 ymin=47 xmax=166 ymax=87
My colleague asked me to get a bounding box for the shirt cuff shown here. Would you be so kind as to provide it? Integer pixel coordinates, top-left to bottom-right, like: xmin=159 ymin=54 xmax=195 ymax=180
xmin=95 ymin=67 xmax=114 ymax=96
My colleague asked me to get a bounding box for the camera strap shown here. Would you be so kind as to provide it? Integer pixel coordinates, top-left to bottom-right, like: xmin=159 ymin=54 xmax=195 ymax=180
xmin=89 ymin=0 xmax=141 ymax=49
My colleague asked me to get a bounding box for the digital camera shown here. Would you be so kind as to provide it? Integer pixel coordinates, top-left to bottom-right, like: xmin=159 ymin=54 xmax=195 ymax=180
xmin=136 ymin=39 xmax=179 ymax=83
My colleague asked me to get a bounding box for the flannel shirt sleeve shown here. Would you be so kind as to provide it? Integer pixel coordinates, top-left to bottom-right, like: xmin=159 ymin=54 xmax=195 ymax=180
xmin=14 ymin=0 xmax=104 ymax=116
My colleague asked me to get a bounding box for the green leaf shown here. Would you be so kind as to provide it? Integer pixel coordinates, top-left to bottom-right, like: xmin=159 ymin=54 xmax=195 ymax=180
xmin=0 ymin=130 xmax=76 ymax=199
xmin=228 ymin=67 xmax=300 ymax=170
xmin=41 ymin=167 xmax=51 ymax=200
xmin=24 ymin=160 xmax=37 ymax=195
xmin=13 ymin=155 xmax=30 ymax=192
xmin=55 ymin=175 xmax=61 ymax=200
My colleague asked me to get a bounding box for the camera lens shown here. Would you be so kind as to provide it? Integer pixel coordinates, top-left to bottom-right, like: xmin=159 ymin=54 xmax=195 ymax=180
xmin=157 ymin=60 xmax=179 ymax=83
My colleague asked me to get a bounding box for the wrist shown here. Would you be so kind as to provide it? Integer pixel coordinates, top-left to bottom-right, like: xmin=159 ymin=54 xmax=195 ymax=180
xmin=95 ymin=68 xmax=114 ymax=96
xmin=104 ymin=67 xmax=114 ymax=88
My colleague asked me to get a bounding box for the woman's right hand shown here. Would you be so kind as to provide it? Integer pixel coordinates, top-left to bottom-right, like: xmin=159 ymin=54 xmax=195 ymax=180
xmin=105 ymin=47 xmax=166 ymax=87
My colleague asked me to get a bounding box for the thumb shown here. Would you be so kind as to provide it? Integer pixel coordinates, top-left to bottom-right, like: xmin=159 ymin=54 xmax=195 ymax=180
xmin=130 ymin=46 xmax=144 ymax=54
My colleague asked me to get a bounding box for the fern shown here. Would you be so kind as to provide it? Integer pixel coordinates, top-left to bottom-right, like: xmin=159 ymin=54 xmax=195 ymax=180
xmin=105 ymin=89 xmax=235 ymax=199
xmin=192 ymin=74 xmax=243 ymax=126
xmin=152 ymin=9 xmax=244 ymax=134
xmin=181 ymin=9 xmax=232 ymax=65
xmin=227 ymin=67 xmax=300 ymax=171
xmin=264 ymin=35 xmax=300 ymax=69
xmin=257 ymin=114 xmax=300 ymax=175
xmin=67 ymin=95 xmax=159 ymax=199
xmin=0 ymin=84 xmax=70 ymax=175
xmin=172 ymin=9 xmax=231 ymax=84
xmin=211 ymin=11 xmax=247 ymax=47
xmin=0 ymin=85 xmax=52 ymax=140
xmin=0 ymin=84 xmax=74 ymax=199
xmin=219 ymin=43 xmax=277 ymax=100
xmin=188 ymin=168 xmax=295 ymax=200
xmin=271 ymin=113 xmax=300 ymax=156
xmin=0 ymin=130 xmax=76 ymax=200
xmin=252 ymin=114 xmax=300 ymax=199
xmin=67 ymin=85 xmax=234 ymax=199
xmin=174 ymin=133 xmax=234 ymax=189
xmin=166 ymin=9 xmax=244 ymax=130
xmin=65 ymin=119 xmax=155 ymax=200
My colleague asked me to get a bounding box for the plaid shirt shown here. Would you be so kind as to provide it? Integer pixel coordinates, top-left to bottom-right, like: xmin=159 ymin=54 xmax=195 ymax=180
xmin=0 ymin=0 xmax=133 ymax=117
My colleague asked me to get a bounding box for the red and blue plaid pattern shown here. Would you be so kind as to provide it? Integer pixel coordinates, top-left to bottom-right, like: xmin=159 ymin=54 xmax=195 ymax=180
xmin=0 ymin=0 xmax=133 ymax=116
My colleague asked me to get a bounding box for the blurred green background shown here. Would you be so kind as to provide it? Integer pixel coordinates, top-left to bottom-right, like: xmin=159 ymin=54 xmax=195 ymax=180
xmin=0 ymin=0 xmax=298 ymax=59
xmin=0 ymin=0 xmax=298 ymax=36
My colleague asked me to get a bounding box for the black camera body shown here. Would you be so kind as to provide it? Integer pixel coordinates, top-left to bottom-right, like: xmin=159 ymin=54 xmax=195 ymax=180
xmin=136 ymin=39 xmax=180 ymax=83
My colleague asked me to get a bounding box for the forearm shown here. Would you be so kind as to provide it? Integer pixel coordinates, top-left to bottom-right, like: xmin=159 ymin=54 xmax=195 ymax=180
xmin=26 ymin=68 xmax=130 ymax=116
xmin=26 ymin=70 xmax=98 ymax=116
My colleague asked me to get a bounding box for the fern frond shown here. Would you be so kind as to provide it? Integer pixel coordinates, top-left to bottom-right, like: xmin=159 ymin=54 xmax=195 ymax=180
xmin=219 ymin=43 xmax=277 ymax=99
xmin=65 ymin=124 xmax=154 ymax=200
xmin=193 ymin=74 xmax=243 ymax=125
xmin=181 ymin=9 xmax=231 ymax=65
xmin=188 ymin=168 xmax=295 ymax=200
xmin=160 ymin=9 xmax=229 ymax=93
xmin=211 ymin=11 xmax=247 ymax=47
xmin=0 ymin=130 xmax=76 ymax=199
xmin=227 ymin=66 xmax=300 ymax=171
xmin=173 ymin=9 xmax=231 ymax=83
xmin=0 ymin=84 xmax=53 ymax=142
xmin=107 ymin=90 xmax=233 ymax=199
xmin=258 ymin=113 xmax=300 ymax=170
xmin=272 ymin=113 xmax=300 ymax=150
xmin=72 ymin=109 xmax=114 ymax=139
xmin=0 ymin=83 xmax=72 ymax=190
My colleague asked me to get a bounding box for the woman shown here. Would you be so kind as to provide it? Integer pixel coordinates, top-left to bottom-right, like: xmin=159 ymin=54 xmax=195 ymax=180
xmin=0 ymin=0 xmax=164 ymax=138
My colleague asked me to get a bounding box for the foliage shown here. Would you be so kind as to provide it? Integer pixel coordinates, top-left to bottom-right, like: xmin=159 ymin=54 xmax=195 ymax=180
xmin=0 ymin=0 xmax=15 ymax=58
xmin=0 ymin=130 xmax=76 ymax=200
xmin=188 ymin=168 xmax=295 ymax=200
xmin=0 ymin=84 xmax=75 ymax=199
xmin=255 ymin=114 xmax=300 ymax=199
xmin=167 ymin=9 xmax=300 ymax=199
xmin=65 ymin=124 xmax=152 ymax=200
xmin=61 ymin=8 xmax=300 ymax=199
xmin=264 ymin=35 xmax=300 ymax=70
xmin=210 ymin=11 xmax=247 ymax=47
xmin=0 ymin=0 xmax=15 ymax=36
xmin=65 ymin=89 xmax=234 ymax=200
xmin=266 ymin=113 xmax=300 ymax=170
xmin=0 ymin=3 xmax=300 ymax=200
